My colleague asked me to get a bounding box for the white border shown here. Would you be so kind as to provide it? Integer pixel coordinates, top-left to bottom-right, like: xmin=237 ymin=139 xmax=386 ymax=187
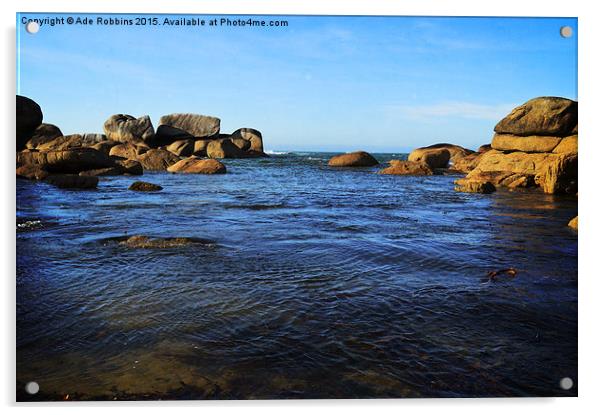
xmin=3 ymin=1 xmax=601 ymax=414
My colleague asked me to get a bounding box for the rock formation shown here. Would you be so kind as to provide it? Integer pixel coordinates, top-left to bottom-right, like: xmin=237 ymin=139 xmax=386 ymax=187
xmin=158 ymin=113 xmax=220 ymax=139
xmin=455 ymin=97 xmax=577 ymax=194
xmin=328 ymin=151 xmax=379 ymax=167
xmin=408 ymin=147 xmax=451 ymax=169
xmin=103 ymin=114 xmax=155 ymax=144
xmin=16 ymin=95 xmax=43 ymax=151
xmin=129 ymin=181 xmax=163 ymax=192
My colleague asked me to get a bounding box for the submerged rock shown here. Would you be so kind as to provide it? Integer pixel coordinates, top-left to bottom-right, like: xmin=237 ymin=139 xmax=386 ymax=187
xmin=118 ymin=235 xmax=214 ymax=249
xmin=328 ymin=151 xmax=379 ymax=167
xmin=79 ymin=167 xmax=124 ymax=176
xmin=568 ymin=216 xmax=578 ymax=231
xmin=16 ymin=95 xmax=43 ymax=151
xmin=167 ymin=157 xmax=227 ymax=174
xmin=16 ymin=164 xmax=49 ymax=180
xmin=128 ymin=181 xmax=163 ymax=192
xmin=378 ymin=160 xmax=434 ymax=175
xmin=44 ymin=174 xmax=98 ymax=189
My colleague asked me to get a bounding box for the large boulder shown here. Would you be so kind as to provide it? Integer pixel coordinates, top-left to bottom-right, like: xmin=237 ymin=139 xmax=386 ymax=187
xmin=36 ymin=133 xmax=108 ymax=151
xmin=193 ymin=139 xmax=210 ymax=156
xmin=17 ymin=148 xmax=114 ymax=173
xmin=539 ymin=154 xmax=578 ymax=194
xmin=328 ymin=151 xmax=379 ymax=167
xmin=166 ymin=140 xmax=195 ymax=157
xmin=16 ymin=95 xmax=43 ymax=151
xmin=167 ymin=157 xmax=227 ymax=174
xmin=158 ymin=113 xmax=220 ymax=138
xmin=103 ymin=114 xmax=155 ymax=144
xmin=494 ymin=97 xmax=577 ymax=136
xmin=26 ymin=123 xmax=63 ymax=149
xmin=16 ymin=164 xmax=49 ymax=180
xmin=491 ymin=133 xmax=563 ymax=153
xmin=114 ymin=159 xmax=143 ymax=175
xmin=136 ymin=149 xmax=180 ymax=171
xmin=408 ymin=147 xmax=450 ymax=169
xmin=44 ymin=174 xmax=98 ymax=189
xmin=153 ymin=125 xmax=195 ymax=146
xmin=109 ymin=143 xmax=146 ymax=159
xmin=416 ymin=143 xmax=473 ymax=163
xmin=206 ymin=139 xmax=245 ymax=159
xmin=378 ymin=160 xmax=433 ymax=175
xmin=452 ymin=152 xmax=485 ymax=174
xmin=454 ymin=178 xmax=496 ymax=194
xmin=231 ymin=128 xmax=264 ymax=152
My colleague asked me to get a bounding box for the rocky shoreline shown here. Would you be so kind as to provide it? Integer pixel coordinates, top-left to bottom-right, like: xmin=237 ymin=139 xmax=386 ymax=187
xmin=16 ymin=95 xmax=577 ymax=229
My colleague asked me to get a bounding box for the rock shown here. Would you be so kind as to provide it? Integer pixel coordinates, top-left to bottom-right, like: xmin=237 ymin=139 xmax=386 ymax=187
xmin=193 ymin=139 xmax=210 ymax=156
xmin=463 ymin=170 xmax=535 ymax=189
xmin=454 ymin=178 xmax=496 ymax=194
xmin=494 ymin=97 xmax=577 ymax=136
xmin=206 ymin=139 xmax=245 ymax=159
xmin=78 ymin=167 xmax=124 ymax=176
xmin=129 ymin=181 xmax=162 ymax=191
xmin=231 ymin=128 xmax=264 ymax=152
xmin=90 ymin=140 xmax=120 ymax=155
xmin=44 ymin=174 xmax=98 ymax=189
xmin=491 ymin=133 xmax=563 ymax=153
xmin=568 ymin=216 xmax=578 ymax=231
xmin=478 ymin=144 xmax=492 ymax=153
xmin=417 ymin=143 xmax=474 ymax=163
xmin=103 ymin=114 xmax=155 ymax=143
xmin=166 ymin=140 xmax=195 ymax=157
xmin=25 ymin=123 xmax=63 ymax=149
xmin=230 ymin=137 xmax=251 ymax=151
xmin=17 ymin=148 xmax=114 ymax=173
xmin=36 ymin=133 xmax=108 ymax=151
xmin=109 ymin=143 xmax=145 ymax=159
xmin=452 ymin=152 xmax=484 ymax=173
xmin=539 ymin=154 xmax=578 ymax=194
xmin=152 ymin=125 xmax=195 ymax=146
xmin=553 ymin=135 xmax=578 ymax=155
xmin=114 ymin=159 xmax=143 ymax=175
xmin=16 ymin=164 xmax=49 ymax=180
xmin=378 ymin=160 xmax=433 ymax=175
xmin=408 ymin=147 xmax=451 ymax=169
xmin=16 ymin=95 xmax=43 ymax=150
xmin=468 ymin=149 xmax=558 ymax=177
xmin=136 ymin=149 xmax=180 ymax=171
xmin=158 ymin=113 xmax=220 ymax=138
xmin=167 ymin=157 xmax=227 ymax=174
xmin=118 ymin=235 xmax=213 ymax=249
xmin=328 ymin=151 xmax=379 ymax=167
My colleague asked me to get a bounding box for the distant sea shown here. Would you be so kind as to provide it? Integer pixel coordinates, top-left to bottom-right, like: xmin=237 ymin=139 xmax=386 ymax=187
xmin=16 ymin=151 xmax=578 ymax=399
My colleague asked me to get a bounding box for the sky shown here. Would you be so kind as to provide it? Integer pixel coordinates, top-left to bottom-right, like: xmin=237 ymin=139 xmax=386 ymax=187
xmin=16 ymin=14 xmax=577 ymax=153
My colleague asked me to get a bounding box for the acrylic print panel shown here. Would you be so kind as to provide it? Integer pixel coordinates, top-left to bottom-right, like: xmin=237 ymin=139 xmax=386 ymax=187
xmin=16 ymin=13 xmax=578 ymax=401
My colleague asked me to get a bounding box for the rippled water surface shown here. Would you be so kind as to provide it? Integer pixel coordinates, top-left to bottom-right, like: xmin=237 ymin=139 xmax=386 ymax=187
xmin=16 ymin=152 xmax=578 ymax=400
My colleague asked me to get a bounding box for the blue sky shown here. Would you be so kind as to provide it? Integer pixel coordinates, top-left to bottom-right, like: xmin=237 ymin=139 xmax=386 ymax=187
xmin=17 ymin=14 xmax=577 ymax=152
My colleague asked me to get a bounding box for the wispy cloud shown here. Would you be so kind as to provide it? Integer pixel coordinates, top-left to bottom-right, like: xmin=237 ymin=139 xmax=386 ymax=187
xmin=385 ymin=101 xmax=516 ymax=121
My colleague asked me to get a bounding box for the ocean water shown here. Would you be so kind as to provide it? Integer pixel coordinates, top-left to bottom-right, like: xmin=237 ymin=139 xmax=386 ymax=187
xmin=16 ymin=152 xmax=578 ymax=400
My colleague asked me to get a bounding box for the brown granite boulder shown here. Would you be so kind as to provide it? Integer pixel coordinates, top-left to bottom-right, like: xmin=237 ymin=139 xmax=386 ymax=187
xmin=109 ymin=143 xmax=146 ymax=160
xmin=25 ymin=123 xmax=63 ymax=149
xmin=152 ymin=125 xmax=194 ymax=146
xmin=36 ymin=133 xmax=108 ymax=151
xmin=136 ymin=149 xmax=180 ymax=171
xmin=103 ymin=114 xmax=155 ymax=144
xmin=415 ymin=143 xmax=474 ymax=163
xmin=328 ymin=151 xmax=379 ymax=167
xmin=206 ymin=139 xmax=245 ymax=159
xmin=91 ymin=140 xmax=120 ymax=155
xmin=454 ymin=178 xmax=496 ymax=194
xmin=378 ymin=160 xmax=434 ymax=175
xmin=129 ymin=181 xmax=163 ymax=192
xmin=44 ymin=174 xmax=98 ymax=189
xmin=408 ymin=147 xmax=451 ymax=169
xmin=114 ymin=159 xmax=143 ymax=175
xmin=491 ymin=133 xmax=563 ymax=153
xmin=553 ymin=135 xmax=578 ymax=155
xmin=159 ymin=114 xmax=220 ymax=138
xmin=167 ymin=157 xmax=227 ymax=174
xmin=16 ymin=164 xmax=49 ymax=180
xmin=166 ymin=140 xmax=195 ymax=157
xmin=478 ymin=144 xmax=492 ymax=153
xmin=231 ymin=128 xmax=264 ymax=152
xmin=17 ymin=148 xmax=114 ymax=173
xmin=494 ymin=97 xmax=577 ymax=136
xmin=452 ymin=152 xmax=485 ymax=174
xmin=16 ymin=95 xmax=43 ymax=151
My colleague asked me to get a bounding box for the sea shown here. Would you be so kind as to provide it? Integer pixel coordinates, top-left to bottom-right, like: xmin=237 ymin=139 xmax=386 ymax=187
xmin=16 ymin=151 xmax=578 ymax=399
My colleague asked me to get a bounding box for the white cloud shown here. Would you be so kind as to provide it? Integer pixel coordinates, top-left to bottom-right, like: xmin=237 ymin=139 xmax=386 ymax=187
xmin=386 ymin=101 xmax=516 ymax=121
